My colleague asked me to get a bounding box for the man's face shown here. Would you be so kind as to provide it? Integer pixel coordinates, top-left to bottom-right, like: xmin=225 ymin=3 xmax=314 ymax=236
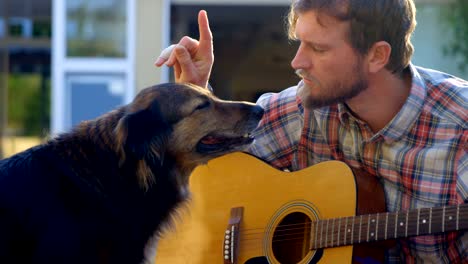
xmin=291 ymin=10 xmax=369 ymax=109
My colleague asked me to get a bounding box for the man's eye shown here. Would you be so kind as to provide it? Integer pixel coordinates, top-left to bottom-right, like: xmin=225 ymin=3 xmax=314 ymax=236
xmin=305 ymin=43 xmax=326 ymax=53
xmin=195 ymin=101 xmax=210 ymax=111
xmin=312 ymin=46 xmax=326 ymax=53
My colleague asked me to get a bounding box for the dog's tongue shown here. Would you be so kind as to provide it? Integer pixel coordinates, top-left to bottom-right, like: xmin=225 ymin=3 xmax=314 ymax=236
xmin=201 ymin=136 xmax=223 ymax=145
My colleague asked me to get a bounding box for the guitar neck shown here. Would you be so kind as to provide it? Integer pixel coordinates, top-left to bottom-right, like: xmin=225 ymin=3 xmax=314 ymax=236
xmin=310 ymin=203 xmax=468 ymax=249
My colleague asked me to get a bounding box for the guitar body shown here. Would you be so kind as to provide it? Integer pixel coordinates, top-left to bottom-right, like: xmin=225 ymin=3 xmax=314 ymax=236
xmin=155 ymin=152 xmax=386 ymax=264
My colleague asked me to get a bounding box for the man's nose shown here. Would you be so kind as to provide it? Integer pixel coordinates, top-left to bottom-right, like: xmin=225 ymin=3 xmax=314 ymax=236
xmin=291 ymin=44 xmax=309 ymax=70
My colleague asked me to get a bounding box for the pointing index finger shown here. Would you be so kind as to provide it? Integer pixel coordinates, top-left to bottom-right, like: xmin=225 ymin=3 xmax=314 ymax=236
xmin=198 ymin=10 xmax=213 ymax=49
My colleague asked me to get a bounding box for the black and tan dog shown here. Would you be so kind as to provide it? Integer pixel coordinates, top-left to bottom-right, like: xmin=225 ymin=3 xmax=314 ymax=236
xmin=0 ymin=83 xmax=263 ymax=264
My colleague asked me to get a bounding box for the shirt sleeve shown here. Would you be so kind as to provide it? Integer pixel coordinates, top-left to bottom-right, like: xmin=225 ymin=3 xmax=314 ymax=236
xmin=247 ymin=86 xmax=304 ymax=170
xmin=457 ymin=130 xmax=468 ymax=203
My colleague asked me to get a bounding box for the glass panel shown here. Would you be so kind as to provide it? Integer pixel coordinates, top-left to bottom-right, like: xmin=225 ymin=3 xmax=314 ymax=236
xmin=66 ymin=74 xmax=125 ymax=128
xmin=66 ymin=0 xmax=126 ymax=58
xmin=8 ymin=17 xmax=32 ymax=38
xmin=7 ymin=73 xmax=50 ymax=136
xmin=0 ymin=48 xmax=6 ymax=158
xmin=32 ymin=19 xmax=51 ymax=38
xmin=0 ymin=18 xmax=5 ymax=38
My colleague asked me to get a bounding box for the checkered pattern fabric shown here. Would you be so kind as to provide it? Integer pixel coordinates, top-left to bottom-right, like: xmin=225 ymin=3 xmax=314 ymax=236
xmin=248 ymin=64 xmax=468 ymax=263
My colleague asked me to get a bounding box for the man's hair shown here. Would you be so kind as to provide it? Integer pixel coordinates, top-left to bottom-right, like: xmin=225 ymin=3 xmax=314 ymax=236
xmin=287 ymin=0 xmax=417 ymax=74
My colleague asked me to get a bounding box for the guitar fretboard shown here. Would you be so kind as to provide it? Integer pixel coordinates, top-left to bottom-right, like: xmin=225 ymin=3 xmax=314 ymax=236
xmin=310 ymin=203 xmax=468 ymax=249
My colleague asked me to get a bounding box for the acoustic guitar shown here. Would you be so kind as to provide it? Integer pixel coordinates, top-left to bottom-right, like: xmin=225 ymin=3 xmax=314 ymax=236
xmin=154 ymin=152 xmax=467 ymax=264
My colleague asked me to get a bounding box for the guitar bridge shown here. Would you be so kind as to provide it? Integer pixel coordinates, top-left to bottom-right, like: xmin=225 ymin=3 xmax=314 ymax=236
xmin=223 ymin=207 xmax=243 ymax=264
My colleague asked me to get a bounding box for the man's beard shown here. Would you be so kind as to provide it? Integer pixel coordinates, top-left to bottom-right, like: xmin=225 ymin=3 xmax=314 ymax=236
xmin=296 ymin=64 xmax=368 ymax=109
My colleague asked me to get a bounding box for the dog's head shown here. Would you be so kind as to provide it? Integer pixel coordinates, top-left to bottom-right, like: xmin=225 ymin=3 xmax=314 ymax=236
xmin=115 ymin=83 xmax=263 ymax=188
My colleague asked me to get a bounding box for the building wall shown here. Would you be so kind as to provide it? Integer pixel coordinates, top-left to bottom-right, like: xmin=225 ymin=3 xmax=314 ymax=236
xmin=135 ymin=0 xmax=170 ymax=92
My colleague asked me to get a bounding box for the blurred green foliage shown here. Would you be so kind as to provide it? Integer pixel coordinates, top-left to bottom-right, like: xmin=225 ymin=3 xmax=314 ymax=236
xmin=66 ymin=0 xmax=126 ymax=58
xmin=8 ymin=74 xmax=50 ymax=136
xmin=67 ymin=39 xmax=124 ymax=57
xmin=443 ymin=0 xmax=468 ymax=71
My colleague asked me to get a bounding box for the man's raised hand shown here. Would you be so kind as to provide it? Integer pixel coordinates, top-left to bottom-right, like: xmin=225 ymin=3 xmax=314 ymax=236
xmin=154 ymin=10 xmax=214 ymax=89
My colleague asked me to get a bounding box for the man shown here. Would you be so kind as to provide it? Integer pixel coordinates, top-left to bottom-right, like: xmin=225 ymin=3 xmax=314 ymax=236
xmin=155 ymin=0 xmax=467 ymax=262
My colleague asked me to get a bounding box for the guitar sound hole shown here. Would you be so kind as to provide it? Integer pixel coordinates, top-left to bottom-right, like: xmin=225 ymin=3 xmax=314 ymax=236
xmin=272 ymin=212 xmax=311 ymax=264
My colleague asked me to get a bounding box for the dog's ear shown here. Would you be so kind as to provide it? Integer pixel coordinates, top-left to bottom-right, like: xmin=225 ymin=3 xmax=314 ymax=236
xmin=115 ymin=101 xmax=172 ymax=165
xmin=115 ymin=102 xmax=172 ymax=189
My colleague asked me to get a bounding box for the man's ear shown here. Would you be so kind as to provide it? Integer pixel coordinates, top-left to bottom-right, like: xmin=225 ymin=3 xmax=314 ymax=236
xmin=115 ymin=102 xmax=171 ymax=165
xmin=367 ymin=41 xmax=391 ymax=73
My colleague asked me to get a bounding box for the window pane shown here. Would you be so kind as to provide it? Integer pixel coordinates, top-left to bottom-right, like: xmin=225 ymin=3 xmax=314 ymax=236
xmin=8 ymin=17 xmax=32 ymax=38
xmin=33 ymin=19 xmax=51 ymax=38
xmin=66 ymin=74 xmax=125 ymax=128
xmin=66 ymin=0 xmax=126 ymax=58
xmin=0 ymin=18 xmax=4 ymax=38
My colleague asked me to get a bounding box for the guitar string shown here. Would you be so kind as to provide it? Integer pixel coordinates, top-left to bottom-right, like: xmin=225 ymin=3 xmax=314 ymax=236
xmin=240 ymin=226 xmax=465 ymax=248
xmin=157 ymin=219 xmax=466 ymax=253
xmin=236 ymin=223 xmax=465 ymax=248
xmin=238 ymin=210 xmax=467 ymax=236
xmin=239 ymin=218 xmax=465 ymax=240
xmin=237 ymin=215 xmax=468 ymax=243
xmin=222 ymin=206 xmax=468 ymax=235
xmin=157 ymin=207 xmax=467 ymax=241
xmin=156 ymin=210 xmax=467 ymax=253
xmin=240 ymin=221 xmax=466 ymax=237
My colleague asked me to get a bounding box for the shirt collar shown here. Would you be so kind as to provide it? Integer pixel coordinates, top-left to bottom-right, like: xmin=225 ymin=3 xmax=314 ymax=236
xmin=379 ymin=64 xmax=427 ymax=143
xmin=337 ymin=63 xmax=427 ymax=143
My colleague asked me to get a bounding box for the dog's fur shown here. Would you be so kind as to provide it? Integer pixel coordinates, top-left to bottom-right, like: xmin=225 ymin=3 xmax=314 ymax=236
xmin=0 ymin=83 xmax=263 ymax=264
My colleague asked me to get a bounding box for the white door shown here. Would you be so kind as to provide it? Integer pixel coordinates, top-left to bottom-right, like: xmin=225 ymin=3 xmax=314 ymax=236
xmin=52 ymin=0 xmax=135 ymax=134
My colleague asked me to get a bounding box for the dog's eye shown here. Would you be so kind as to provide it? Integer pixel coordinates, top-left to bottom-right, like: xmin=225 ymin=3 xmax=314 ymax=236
xmin=194 ymin=101 xmax=210 ymax=111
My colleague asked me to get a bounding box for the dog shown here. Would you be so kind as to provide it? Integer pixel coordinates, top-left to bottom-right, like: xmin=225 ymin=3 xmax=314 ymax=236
xmin=0 ymin=83 xmax=264 ymax=264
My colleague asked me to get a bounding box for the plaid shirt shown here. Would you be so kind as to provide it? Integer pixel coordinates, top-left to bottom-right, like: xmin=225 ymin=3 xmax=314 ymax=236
xmin=248 ymin=64 xmax=468 ymax=263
